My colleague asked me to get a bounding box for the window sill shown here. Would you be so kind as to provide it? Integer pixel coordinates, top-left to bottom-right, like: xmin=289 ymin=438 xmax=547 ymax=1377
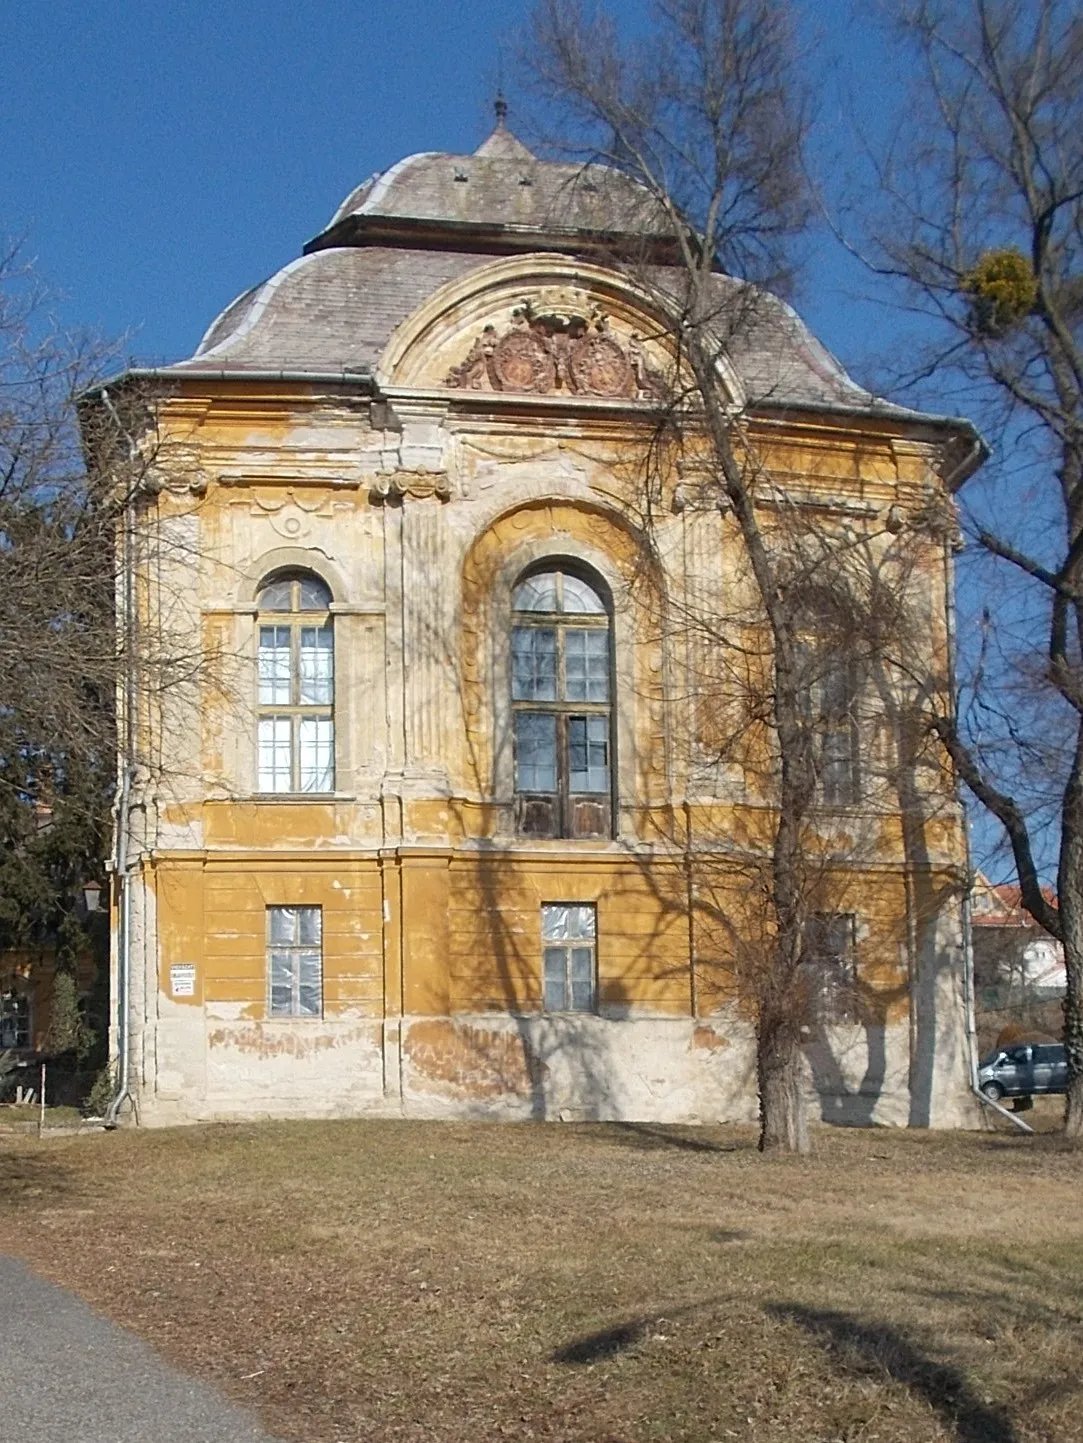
xmin=250 ymin=792 xmax=356 ymax=803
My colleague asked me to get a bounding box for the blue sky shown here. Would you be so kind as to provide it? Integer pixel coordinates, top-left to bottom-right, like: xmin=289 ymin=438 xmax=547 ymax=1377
xmin=2 ymin=0 xmax=884 ymax=377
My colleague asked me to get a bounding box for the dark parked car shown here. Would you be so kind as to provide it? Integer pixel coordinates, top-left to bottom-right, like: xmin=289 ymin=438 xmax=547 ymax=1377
xmin=978 ymin=1042 xmax=1068 ymax=1101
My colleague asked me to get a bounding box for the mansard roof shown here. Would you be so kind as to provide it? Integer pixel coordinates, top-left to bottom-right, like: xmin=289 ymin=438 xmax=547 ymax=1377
xmin=181 ymin=244 xmax=896 ymax=416
xmin=135 ymin=117 xmax=980 ymax=453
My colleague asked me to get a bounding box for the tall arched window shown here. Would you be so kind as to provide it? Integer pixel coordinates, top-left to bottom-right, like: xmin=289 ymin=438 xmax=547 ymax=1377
xmin=256 ymin=572 xmax=334 ymax=793
xmin=511 ymin=566 xmax=612 ymax=839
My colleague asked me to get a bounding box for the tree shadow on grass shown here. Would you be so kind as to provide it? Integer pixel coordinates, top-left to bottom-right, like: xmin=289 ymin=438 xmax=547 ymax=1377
xmin=0 ymin=1148 xmax=73 ymax=1207
xmin=770 ymin=1303 xmax=1019 ymax=1443
xmin=601 ymin=1122 xmax=745 ymax=1154
xmin=554 ymin=1319 xmax=651 ymax=1363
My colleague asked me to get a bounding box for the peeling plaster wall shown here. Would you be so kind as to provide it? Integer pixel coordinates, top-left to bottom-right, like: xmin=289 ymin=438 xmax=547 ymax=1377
xmin=134 ymin=1005 xmax=974 ymax=1128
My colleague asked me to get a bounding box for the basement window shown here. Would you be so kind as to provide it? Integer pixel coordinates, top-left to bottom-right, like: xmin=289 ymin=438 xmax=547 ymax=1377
xmin=266 ymin=906 xmax=323 ymax=1018
xmin=541 ymin=904 xmax=596 ymax=1012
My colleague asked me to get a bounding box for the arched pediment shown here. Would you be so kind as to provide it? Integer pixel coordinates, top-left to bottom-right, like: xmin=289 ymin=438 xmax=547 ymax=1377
xmin=377 ymin=254 xmax=745 ymax=408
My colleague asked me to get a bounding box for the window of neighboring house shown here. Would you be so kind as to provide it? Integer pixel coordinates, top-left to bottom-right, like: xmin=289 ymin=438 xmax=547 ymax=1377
xmin=803 ymin=913 xmax=858 ymax=1024
xmin=257 ymin=572 xmax=334 ymax=794
xmin=0 ymin=991 xmax=31 ymax=1049
xmin=266 ymin=906 xmax=323 ymax=1017
xmin=798 ymin=641 xmax=860 ymax=806
xmin=511 ymin=567 xmax=612 ymax=839
xmin=541 ymin=903 xmax=597 ymax=1012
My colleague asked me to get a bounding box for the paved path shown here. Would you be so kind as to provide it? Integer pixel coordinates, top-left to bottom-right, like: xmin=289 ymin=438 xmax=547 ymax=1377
xmin=1 ymin=1254 xmax=282 ymax=1441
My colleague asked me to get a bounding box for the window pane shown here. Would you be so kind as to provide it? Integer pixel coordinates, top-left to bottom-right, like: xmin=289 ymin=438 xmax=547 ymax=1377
xmin=570 ymin=948 xmax=594 ymax=1010
xmin=543 ymin=948 xmax=568 ymax=1010
xmin=299 ymin=717 xmax=334 ymax=793
xmin=258 ymin=717 xmax=293 ymax=792
xmin=561 ymin=574 xmax=606 ymax=615
xmin=821 ymin=729 xmax=854 ymax=804
xmin=269 ymin=947 xmax=294 ymax=1016
xmin=298 ymin=949 xmax=322 ymax=1016
xmin=511 ymin=627 xmax=557 ymax=701
xmin=257 ymin=578 xmax=294 ymax=612
xmin=568 ymin=715 xmax=609 ymax=793
xmin=542 ymin=904 xmax=596 ymax=941
xmin=269 ymin=984 xmax=293 ymax=1015
xmin=298 ymin=576 xmax=332 ymax=610
xmin=298 ymin=907 xmax=322 ymax=945
xmin=258 ymin=626 xmax=292 ymax=705
xmin=820 ymin=660 xmax=854 ymax=717
xmin=564 ymin=629 xmax=609 ymax=702
xmin=299 ymin=625 xmax=334 ymax=704
xmin=513 ymin=572 xmax=559 ymax=612
xmin=515 ymin=713 xmax=557 ymax=793
xmin=269 ymin=908 xmax=298 ymax=944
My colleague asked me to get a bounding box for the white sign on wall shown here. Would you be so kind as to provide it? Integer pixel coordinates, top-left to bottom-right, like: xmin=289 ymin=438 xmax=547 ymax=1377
xmin=170 ymin=963 xmax=197 ymax=998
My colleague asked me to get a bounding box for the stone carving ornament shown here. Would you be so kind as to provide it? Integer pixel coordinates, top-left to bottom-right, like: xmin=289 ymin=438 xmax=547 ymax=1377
xmin=446 ymin=298 xmax=664 ymax=400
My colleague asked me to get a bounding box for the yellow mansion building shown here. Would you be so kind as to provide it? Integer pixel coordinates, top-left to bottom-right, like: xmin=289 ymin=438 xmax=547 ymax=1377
xmin=91 ymin=116 xmax=981 ymax=1126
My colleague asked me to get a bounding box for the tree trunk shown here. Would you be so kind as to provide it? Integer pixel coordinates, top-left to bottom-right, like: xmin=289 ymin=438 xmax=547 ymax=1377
xmin=757 ymin=1011 xmax=810 ymax=1154
xmin=1059 ymin=731 xmax=1083 ymax=1141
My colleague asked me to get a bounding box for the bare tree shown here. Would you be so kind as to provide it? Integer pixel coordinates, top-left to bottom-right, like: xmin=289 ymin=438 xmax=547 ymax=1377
xmin=857 ymin=0 xmax=1083 ymax=1136
xmin=522 ymin=0 xmax=947 ymax=1150
xmin=0 ymin=246 xmax=210 ymax=1088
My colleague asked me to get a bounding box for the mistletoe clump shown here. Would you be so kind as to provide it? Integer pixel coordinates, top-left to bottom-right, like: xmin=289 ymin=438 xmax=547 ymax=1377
xmin=962 ymin=248 xmax=1037 ymax=335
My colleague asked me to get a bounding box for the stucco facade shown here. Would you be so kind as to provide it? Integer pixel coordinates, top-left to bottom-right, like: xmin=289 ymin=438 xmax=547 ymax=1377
xmin=93 ymin=119 xmax=980 ymax=1127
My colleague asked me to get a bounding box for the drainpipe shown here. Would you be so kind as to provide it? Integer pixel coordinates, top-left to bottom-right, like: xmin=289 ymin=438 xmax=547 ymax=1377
xmin=101 ymin=389 xmax=137 ymax=1127
xmin=942 ymin=533 xmax=981 ymax=1096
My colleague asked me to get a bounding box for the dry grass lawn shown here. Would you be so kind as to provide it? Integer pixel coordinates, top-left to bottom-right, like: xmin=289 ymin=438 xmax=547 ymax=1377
xmin=1 ymin=1116 xmax=1081 ymax=1443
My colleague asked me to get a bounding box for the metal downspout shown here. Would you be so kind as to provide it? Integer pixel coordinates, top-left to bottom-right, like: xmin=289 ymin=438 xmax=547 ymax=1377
xmin=942 ymin=532 xmax=981 ymax=1107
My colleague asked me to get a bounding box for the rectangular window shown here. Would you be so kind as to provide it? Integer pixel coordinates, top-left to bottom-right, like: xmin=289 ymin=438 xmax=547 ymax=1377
xmin=266 ymin=906 xmax=323 ymax=1017
xmin=803 ymin=913 xmax=857 ymax=1023
xmin=541 ymin=903 xmax=596 ymax=1012
xmin=0 ymin=991 xmax=30 ymax=1049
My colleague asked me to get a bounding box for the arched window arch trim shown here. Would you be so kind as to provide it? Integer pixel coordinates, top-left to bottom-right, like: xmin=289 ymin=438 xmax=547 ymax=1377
xmin=509 ymin=559 xmax=614 ymax=840
xmin=256 ymin=568 xmax=335 ymax=794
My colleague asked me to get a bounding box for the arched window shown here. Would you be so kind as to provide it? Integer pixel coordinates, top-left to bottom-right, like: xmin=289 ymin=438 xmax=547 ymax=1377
xmin=256 ymin=572 xmax=334 ymax=793
xmin=511 ymin=566 xmax=612 ymax=839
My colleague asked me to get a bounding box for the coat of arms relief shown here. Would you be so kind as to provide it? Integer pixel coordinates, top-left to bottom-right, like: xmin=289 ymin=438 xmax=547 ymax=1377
xmin=444 ymin=294 xmax=666 ymax=401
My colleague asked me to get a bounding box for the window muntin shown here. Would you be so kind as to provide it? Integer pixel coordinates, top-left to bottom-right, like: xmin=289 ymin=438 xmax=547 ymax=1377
xmin=803 ymin=913 xmax=857 ymax=1023
xmin=266 ymin=906 xmax=323 ymax=1017
xmin=0 ymin=991 xmax=30 ymax=1049
xmin=511 ymin=568 xmax=612 ymax=839
xmin=541 ymin=904 xmax=596 ymax=1012
xmin=256 ymin=573 xmax=334 ymax=794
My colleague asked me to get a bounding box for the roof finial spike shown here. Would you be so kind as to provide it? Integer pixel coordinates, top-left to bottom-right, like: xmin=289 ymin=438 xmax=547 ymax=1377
xmin=494 ymin=91 xmax=508 ymax=127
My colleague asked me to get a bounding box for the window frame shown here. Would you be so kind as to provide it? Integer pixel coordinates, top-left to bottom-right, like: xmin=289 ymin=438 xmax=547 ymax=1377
xmin=797 ymin=640 xmax=861 ymax=807
xmin=256 ymin=573 xmax=335 ymax=796
xmin=540 ymin=903 xmax=597 ymax=1013
xmin=265 ymin=905 xmax=324 ymax=1019
xmin=510 ymin=566 xmax=615 ymax=840
xmin=0 ymin=989 xmax=31 ymax=1049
